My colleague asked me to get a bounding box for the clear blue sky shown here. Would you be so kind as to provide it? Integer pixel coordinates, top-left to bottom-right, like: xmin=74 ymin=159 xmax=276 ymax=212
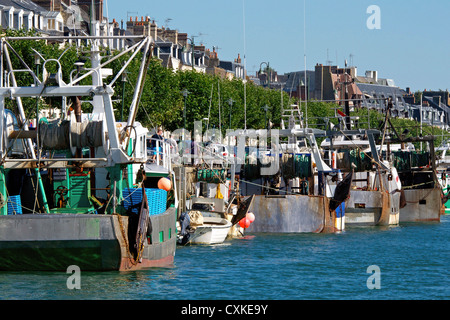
xmin=106 ymin=0 xmax=450 ymax=92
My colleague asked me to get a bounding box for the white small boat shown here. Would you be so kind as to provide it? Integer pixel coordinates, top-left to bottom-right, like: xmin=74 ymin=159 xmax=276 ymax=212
xmin=189 ymin=216 xmax=232 ymax=245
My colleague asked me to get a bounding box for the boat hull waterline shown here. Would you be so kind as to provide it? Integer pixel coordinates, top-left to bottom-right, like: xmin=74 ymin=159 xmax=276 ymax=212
xmin=0 ymin=208 xmax=177 ymax=272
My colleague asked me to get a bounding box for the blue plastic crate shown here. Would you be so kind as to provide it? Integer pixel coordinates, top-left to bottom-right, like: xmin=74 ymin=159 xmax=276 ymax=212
xmin=122 ymin=188 xmax=167 ymax=215
xmin=7 ymin=195 xmax=22 ymax=215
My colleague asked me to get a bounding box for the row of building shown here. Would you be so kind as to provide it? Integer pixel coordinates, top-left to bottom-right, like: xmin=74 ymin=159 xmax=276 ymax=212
xmin=124 ymin=16 xmax=245 ymax=80
xmin=0 ymin=0 xmax=245 ymax=80
xmin=1 ymin=1 xmax=447 ymax=129
xmin=254 ymin=63 xmax=450 ymax=130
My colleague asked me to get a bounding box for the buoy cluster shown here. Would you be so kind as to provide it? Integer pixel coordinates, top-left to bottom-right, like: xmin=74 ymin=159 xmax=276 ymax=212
xmin=239 ymin=212 xmax=255 ymax=229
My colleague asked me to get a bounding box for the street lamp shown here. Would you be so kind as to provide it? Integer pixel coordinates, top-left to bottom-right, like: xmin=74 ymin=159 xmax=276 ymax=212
xmin=33 ymin=52 xmax=41 ymax=81
xmin=259 ymin=61 xmax=270 ymax=88
xmin=227 ymin=98 xmax=235 ymax=129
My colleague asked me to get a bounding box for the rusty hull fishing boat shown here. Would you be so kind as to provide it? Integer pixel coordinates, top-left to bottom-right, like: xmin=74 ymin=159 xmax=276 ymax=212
xmin=321 ymin=129 xmax=402 ymax=226
xmin=0 ymin=34 xmax=177 ymax=271
xmin=228 ymin=127 xmax=347 ymax=233
xmin=390 ymin=137 xmax=442 ymax=222
xmin=377 ymin=105 xmax=442 ymax=223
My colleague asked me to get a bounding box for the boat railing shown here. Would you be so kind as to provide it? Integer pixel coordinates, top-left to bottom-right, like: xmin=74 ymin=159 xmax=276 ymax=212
xmin=147 ymin=137 xmax=175 ymax=171
xmin=6 ymin=70 xmax=39 ymax=87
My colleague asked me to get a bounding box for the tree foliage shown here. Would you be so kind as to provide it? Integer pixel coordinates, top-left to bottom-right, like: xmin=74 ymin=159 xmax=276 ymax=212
xmin=2 ymin=29 xmax=446 ymax=148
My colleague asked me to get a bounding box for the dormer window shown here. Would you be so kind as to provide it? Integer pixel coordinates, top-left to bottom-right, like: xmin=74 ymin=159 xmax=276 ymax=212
xmin=48 ymin=18 xmax=55 ymax=30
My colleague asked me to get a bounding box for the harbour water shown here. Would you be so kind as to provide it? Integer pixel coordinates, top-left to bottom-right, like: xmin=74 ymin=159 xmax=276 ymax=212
xmin=0 ymin=215 xmax=448 ymax=301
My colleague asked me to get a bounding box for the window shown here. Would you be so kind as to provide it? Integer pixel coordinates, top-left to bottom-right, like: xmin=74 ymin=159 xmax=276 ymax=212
xmin=48 ymin=18 xmax=55 ymax=30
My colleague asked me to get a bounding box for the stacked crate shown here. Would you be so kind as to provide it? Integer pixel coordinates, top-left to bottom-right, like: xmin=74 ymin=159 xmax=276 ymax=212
xmin=122 ymin=188 xmax=167 ymax=215
xmin=7 ymin=195 xmax=22 ymax=215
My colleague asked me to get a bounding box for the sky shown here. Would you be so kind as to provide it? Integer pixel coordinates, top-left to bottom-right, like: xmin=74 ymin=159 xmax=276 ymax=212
xmin=105 ymin=0 xmax=450 ymax=92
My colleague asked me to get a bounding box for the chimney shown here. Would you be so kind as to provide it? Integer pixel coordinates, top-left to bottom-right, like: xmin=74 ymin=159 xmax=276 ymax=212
xmin=178 ymin=33 xmax=187 ymax=47
xmin=150 ymin=20 xmax=158 ymax=40
xmin=166 ymin=29 xmax=178 ymax=44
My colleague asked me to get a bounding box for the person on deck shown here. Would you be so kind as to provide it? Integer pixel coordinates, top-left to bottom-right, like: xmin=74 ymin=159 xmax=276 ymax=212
xmin=150 ymin=127 xmax=164 ymax=161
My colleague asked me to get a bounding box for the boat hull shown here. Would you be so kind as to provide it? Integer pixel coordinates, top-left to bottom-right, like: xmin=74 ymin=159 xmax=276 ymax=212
xmin=245 ymin=194 xmax=336 ymax=233
xmin=400 ymin=188 xmax=441 ymax=222
xmin=0 ymin=208 xmax=176 ymax=271
xmin=189 ymin=218 xmax=232 ymax=245
xmin=345 ymin=190 xmax=400 ymax=226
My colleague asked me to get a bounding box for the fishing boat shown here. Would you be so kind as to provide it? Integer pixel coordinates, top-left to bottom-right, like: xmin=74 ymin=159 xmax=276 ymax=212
xmin=177 ymin=194 xmax=254 ymax=245
xmin=184 ymin=214 xmax=232 ymax=245
xmin=391 ymin=140 xmax=443 ymax=222
xmin=379 ymin=103 xmax=442 ymax=223
xmin=321 ymin=130 xmax=402 ymax=226
xmin=0 ymin=34 xmax=177 ymax=271
xmin=226 ymin=127 xmax=345 ymax=233
xmin=436 ymin=140 xmax=450 ymax=214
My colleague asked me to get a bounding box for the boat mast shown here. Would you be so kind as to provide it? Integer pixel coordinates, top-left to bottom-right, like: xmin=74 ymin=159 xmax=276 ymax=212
xmin=2 ymin=40 xmax=49 ymax=213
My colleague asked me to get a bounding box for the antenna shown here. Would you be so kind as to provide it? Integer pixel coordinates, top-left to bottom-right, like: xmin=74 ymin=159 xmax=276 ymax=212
xmin=349 ymin=53 xmax=354 ymax=67
xmin=335 ymin=50 xmax=338 ymax=68
xmin=127 ymin=11 xmax=138 ymax=21
xmin=243 ymin=0 xmax=247 ymax=130
xmin=326 ymin=48 xmax=332 ymax=66
xmin=198 ymin=32 xmax=209 ymax=45
xmin=165 ymin=18 xmax=172 ymax=28
xmin=304 ymin=0 xmax=308 ymax=127
xmin=242 ymin=0 xmax=247 ymax=131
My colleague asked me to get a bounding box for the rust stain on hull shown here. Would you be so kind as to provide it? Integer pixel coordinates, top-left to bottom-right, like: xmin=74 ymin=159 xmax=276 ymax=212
xmin=246 ymin=195 xmax=337 ymax=233
xmin=112 ymin=211 xmax=176 ymax=271
xmin=400 ymin=188 xmax=441 ymax=222
xmin=119 ymin=255 xmax=174 ymax=271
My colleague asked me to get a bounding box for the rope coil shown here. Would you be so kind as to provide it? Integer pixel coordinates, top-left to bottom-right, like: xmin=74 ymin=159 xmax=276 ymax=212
xmin=38 ymin=120 xmax=103 ymax=150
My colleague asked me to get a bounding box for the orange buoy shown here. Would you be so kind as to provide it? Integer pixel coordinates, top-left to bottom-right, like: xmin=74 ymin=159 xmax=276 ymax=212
xmin=246 ymin=212 xmax=255 ymax=223
xmin=158 ymin=177 xmax=172 ymax=191
xmin=239 ymin=217 xmax=251 ymax=229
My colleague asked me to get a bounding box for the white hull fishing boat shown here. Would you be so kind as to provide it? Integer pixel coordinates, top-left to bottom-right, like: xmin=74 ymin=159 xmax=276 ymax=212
xmin=188 ymin=216 xmax=232 ymax=245
xmin=177 ymin=194 xmax=254 ymax=245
